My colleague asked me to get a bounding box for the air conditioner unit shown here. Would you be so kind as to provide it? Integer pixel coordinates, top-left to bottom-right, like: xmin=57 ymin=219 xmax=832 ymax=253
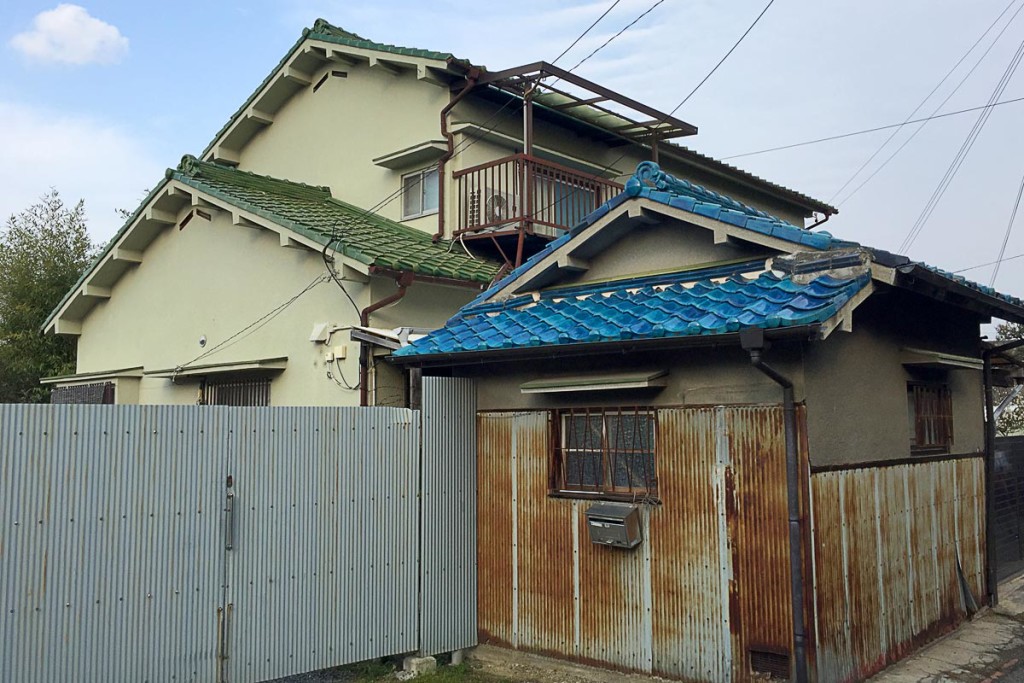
xmin=468 ymin=188 xmax=516 ymax=227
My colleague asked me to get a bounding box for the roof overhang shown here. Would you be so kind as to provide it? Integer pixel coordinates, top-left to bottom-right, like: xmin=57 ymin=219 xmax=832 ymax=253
xmin=520 ymin=369 xmax=668 ymax=394
xmin=145 ymin=356 xmax=288 ymax=380
xmin=391 ymin=324 xmax=819 ymax=368
xmin=40 ymin=367 xmax=145 ymax=385
xmin=900 ymin=348 xmax=984 ymax=371
xmin=889 ymin=263 xmax=1024 ymax=325
xmin=475 ymin=61 xmax=697 ymax=145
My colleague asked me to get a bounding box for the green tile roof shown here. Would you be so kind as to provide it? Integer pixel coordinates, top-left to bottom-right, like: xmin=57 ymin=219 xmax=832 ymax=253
xmin=170 ymin=156 xmax=500 ymax=284
xmin=308 ymin=19 xmax=459 ymax=62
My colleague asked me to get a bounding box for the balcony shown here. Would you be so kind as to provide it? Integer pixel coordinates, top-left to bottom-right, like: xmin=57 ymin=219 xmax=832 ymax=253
xmin=452 ymin=154 xmax=623 ymax=264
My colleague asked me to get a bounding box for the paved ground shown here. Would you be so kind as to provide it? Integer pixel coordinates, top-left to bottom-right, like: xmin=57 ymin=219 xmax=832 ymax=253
xmin=870 ymin=573 xmax=1024 ymax=683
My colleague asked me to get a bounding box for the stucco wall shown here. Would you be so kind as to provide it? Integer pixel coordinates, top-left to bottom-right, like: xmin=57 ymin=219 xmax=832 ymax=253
xmin=74 ymin=209 xmax=465 ymax=406
xmin=803 ymin=288 xmax=985 ymax=466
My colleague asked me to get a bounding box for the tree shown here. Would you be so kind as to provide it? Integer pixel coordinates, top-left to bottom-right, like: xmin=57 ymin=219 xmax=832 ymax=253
xmin=0 ymin=190 xmax=95 ymax=403
xmin=995 ymin=321 xmax=1024 ymax=436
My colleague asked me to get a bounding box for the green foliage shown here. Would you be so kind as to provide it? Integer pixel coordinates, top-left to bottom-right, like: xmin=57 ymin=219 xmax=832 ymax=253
xmin=0 ymin=190 xmax=95 ymax=403
xmin=995 ymin=321 xmax=1024 ymax=436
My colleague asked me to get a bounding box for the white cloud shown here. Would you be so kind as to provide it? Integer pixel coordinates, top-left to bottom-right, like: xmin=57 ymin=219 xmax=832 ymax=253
xmin=10 ymin=4 xmax=129 ymax=66
xmin=0 ymin=101 xmax=163 ymax=244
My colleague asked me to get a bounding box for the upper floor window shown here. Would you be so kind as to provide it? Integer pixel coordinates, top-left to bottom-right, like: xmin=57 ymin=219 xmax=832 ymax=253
xmin=908 ymin=381 xmax=953 ymax=455
xmin=402 ymin=166 xmax=439 ymax=220
xmin=552 ymin=407 xmax=657 ymax=499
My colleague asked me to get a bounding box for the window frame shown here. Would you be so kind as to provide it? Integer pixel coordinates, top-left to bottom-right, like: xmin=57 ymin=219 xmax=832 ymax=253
xmin=907 ymin=380 xmax=954 ymax=455
xmin=400 ymin=166 xmax=439 ymax=220
xmin=550 ymin=406 xmax=658 ymax=501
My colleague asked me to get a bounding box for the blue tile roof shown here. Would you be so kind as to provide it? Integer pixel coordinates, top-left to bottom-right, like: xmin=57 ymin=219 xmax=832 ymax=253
xmin=394 ymin=264 xmax=870 ymax=357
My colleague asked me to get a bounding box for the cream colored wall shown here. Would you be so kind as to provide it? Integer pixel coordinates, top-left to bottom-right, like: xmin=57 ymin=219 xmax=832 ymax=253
xmin=567 ymin=222 xmax=771 ymax=286
xmin=236 ymin=63 xmax=449 ymax=234
xmin=74 ymin=208 xmax=378 ymax=406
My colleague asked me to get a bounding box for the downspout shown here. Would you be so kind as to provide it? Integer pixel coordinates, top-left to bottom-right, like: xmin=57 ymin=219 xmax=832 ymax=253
xmin=982 ymin=337 xmax=1024 ymax=606
xmin=359 ymin=271 xmax=414 ymax=406
xmin=807 ymin=212 xmax=832 ymax=230
xmin=433 ymin=67 xmax=481 ymax=242
xmin=740 ymin=328 xmax=808 ymax=683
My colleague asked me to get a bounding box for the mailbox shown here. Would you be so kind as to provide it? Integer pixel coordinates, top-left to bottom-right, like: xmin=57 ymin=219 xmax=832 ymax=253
xmin=585 ymin=503 xmax=642 ymax=549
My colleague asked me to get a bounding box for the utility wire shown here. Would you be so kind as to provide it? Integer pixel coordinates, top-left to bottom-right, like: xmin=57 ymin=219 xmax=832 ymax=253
xmin=829 ymin=0 xmax=1021 ymax=204
xmin=991 ymin=169 xmax=1024 ymax=285
xmin=900 ymin=33 xmax=1024 ymax=253
xmin=670 ymin=0 xmax=775 ymax=113
xmin=955 ymin=250 xmax=1024 ymax=274
xmin=720 ymin=95 xmax=1024 ymax=160
xmin=552 ymin=0 xmax=623 ymax=65
xmin=568 ymin=0 xmax=666 ymax=72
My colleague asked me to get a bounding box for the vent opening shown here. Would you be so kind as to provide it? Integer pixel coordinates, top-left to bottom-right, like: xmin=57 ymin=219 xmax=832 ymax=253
xmin=750 ymin=649 xmax=790 ymax=680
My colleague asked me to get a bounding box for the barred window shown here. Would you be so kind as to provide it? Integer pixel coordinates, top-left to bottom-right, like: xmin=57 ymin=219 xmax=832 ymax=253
xmin=205 ymin=378 xmax=271 ymax=406
xmin=552 ymin=407 xmax=656 ymax=498
xmin=908 ymin=382 xmax=953 ymax=455
xmin=50 ymin=382 xmax=114 ymax=404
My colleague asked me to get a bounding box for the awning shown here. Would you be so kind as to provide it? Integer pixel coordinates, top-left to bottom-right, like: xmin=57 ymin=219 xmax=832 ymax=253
xmin=40 ymin=367 xmax=144 ymax=385
xmin=900 ymin=348 xmax=983 ymax=371
xmin=520 ymin=369 xmax=667 ymax=394
xmin=144 ymin=357 xmax=287 ymax=379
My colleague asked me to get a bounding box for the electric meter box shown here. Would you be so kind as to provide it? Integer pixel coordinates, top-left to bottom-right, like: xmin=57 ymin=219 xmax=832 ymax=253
xmin=585 ymin=502 xmax=642 ymax=549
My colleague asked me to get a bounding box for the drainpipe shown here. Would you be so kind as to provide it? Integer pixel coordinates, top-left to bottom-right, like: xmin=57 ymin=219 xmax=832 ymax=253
xmin=807 ymin=212 xmax=831 ymax=230
xmin=433 ymin=68 xmax=481 ymax=243
xmin=359 ymin=271 xmax=414 ymax=406
xmin=982 ymin=337 xmax=1024 ymax=607
xmin=740 ymin=328 xmax=808 ymax=683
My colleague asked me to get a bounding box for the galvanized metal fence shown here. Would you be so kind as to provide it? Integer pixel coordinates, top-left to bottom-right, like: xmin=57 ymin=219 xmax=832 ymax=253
xmin=994 ymin=436 xmax=1024 ymax=581
xmin=1 ymin=390 xmax=476 ymax=683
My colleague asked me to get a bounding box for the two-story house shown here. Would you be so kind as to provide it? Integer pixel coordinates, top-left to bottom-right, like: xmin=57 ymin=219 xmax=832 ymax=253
xmin=42 ymin=20 xmax=834 ymax=407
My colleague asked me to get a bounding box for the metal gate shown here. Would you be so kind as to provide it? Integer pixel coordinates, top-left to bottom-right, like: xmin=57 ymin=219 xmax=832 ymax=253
xmin=1 ymin=386 xmax=476 ymax=683
xmin=994 ymin=435 xmax=1024 ymax=581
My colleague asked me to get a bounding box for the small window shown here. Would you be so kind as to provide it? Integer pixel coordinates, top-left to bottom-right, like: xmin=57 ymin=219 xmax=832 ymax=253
xmin=552 ymin=407 xmax=656 ymax=498
xmin=908 ymin=382 xmax=953 ymax=454
xmin=401 ymin=166 xmax=439 ymax=220
xmin=204 ymin=378 xmax=271 ymax=406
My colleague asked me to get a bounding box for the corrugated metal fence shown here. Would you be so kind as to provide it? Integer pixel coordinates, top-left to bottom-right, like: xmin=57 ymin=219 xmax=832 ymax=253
xmin=809 ymin=456 xmax=985 ymax=683
xmin=994 ymin=436 xmax=1024 ymax=581
xmin=1 ymin=387 xmax=476 ymax=683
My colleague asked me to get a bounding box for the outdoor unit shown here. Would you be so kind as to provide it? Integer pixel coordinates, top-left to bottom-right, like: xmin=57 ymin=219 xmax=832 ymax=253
xmin=585 ymin=502 xmax=642 ymax=549
xmin=468 ymin=188 xmax=516 ymax=227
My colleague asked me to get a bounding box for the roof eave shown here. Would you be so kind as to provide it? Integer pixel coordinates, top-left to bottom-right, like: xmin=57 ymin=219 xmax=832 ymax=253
xmin=894 ymin=264 xmax=1024 ymax=325
xmin=390 ymin=324 xmax=821 ymax=368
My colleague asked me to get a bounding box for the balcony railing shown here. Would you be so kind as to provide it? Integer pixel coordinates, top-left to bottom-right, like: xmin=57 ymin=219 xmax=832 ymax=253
xmin=453 ymin=154 xmax=623 ymax=240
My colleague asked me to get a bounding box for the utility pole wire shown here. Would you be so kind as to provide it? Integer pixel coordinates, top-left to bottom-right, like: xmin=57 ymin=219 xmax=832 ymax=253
xmin=991 ymin=170 xmax=1024 ymax=286
xmin=720 ymin=95 xmax=1024 ymax=160
xmin=670 ymin=0 xmax=776 ymax=114
xmin=568 ymin=0 xmax=666 ymax=72
xmin=955 ymin=251 xmax=1024 ymax=274
xmin=900 ymin=34 xmax=1024 ymax=253
xmin=829 ymin=0 xmax=1021 ymax=204
xmin=552 ymin=0 xmax=623 ymax=65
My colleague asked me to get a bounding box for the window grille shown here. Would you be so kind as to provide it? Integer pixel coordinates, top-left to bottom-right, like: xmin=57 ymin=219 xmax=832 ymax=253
xmin=205 ymin=378 xmax=271 ymax=406
xmin=50 ymin=382 xmax=114 ymax=404
xmin=908 ymin=382 xmax=953 ymax=454
xmin=552 ymin=407 xmax=656 ymax=498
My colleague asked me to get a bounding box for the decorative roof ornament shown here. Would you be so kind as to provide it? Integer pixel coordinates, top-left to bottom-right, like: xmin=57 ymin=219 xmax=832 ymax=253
xmin=178 ymin=154 xmax=201 ymax=178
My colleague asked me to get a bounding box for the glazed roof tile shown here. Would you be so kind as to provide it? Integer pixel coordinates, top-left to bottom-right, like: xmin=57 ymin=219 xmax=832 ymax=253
xmin=170 ymin=156 xmax=499 ymax=284
xmin=394 ymin=263 xmax=869 ymax=357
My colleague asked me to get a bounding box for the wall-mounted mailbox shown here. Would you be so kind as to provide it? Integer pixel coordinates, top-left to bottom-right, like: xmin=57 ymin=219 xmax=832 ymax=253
xmin=585 ymin=503 xmax=642 ymax=549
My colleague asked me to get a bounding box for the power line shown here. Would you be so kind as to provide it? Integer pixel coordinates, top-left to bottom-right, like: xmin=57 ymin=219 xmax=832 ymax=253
xmin=955 ymin=250 xmax=1024 ymax=274
xmin=900 ymin=33 xmax=1024 ymax=253
xmin=991 ymin=169 xmax=1024 ymax=285
xmin=719 ymin=95 xmax=1024 ymax=160
xmin=829 ymin=0 xmax=1021 ymax=204
xmin=552 ymin=0 xmax=623 ymax=65
xmin=568 ymin=0 xmax=666 ymax=72
xmin=670 ymin=0 xmax=775 ymax=113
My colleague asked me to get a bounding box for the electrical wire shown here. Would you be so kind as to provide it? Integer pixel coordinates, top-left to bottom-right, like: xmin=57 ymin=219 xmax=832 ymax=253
xmin=900 ymin=33 xmax=1024 ymax=254
xmin=567 ymin=0 xmax=666 ymax=72
xmin=172 ymin=273 xmax=327 ymax=378
xmin=829 ymin=0 xmax=1022 ymax=204
xmin=719 ymin=95 xmax=1024 ymax=160
xmin=552 ymin=0 xmax=623 ymax=65
xmin=991 ymin=169 xmax=1024 ymax=286
xmin=955 ymin=250 xmax=1024 ymax=274
xmin=669 ymin=0 xmax=775 ymax=114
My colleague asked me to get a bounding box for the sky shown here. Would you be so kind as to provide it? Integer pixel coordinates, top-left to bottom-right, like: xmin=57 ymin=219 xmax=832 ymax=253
xmin=1 ymin=0 xmax=1023 ymax=308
